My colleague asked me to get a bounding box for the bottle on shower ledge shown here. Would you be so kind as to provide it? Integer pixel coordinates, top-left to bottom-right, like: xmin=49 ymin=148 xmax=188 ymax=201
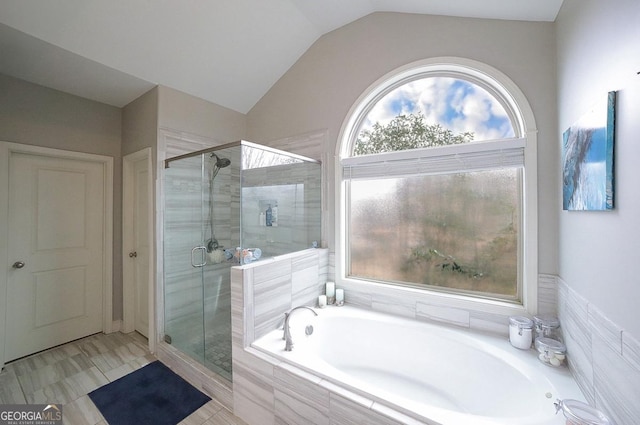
xmin=271 ymin=202 xmax=278 ymax=227
xmin=259 ymin=211 xmax=265 ymax=226
xmin=266 ymin=204 xmax=272 ymax=226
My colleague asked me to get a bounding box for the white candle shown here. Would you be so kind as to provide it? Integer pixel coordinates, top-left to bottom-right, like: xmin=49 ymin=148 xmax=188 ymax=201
xmin=336 ymin=288 xmax=344 ymax=304
xmin=318 ymin=295 xmax=327 ymax=308
xmin=325 ymin=282 xmax=335 ymax=298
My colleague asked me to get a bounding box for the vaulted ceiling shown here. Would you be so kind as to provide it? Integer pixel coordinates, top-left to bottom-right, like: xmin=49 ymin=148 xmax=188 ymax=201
xmin=0 ymin=0 xmax=564 ymax=113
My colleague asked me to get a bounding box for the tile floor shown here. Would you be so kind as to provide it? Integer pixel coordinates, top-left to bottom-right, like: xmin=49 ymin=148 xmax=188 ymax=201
xmin=0 ymin=332 xmax=248 ymax=425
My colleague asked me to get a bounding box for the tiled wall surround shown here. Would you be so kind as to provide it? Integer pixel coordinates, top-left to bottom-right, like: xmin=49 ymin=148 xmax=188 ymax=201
xmin=558 ymin=278 xmax=640 ymax=425
xmin=230 ymin=248 xmax=427 ymax=425
xmin=230 ymin=250 xmax=638 ymax=425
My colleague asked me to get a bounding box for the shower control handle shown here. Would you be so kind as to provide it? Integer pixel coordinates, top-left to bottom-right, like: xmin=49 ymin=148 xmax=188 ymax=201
xmin=12 ymin=261 xmax=25 ymax=269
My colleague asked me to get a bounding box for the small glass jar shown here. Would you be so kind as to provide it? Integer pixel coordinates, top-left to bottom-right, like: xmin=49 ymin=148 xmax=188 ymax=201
xmin=533 ymin=314 xmax=561 ymax=340
xmin=555 ymin=399 xmax=612 ymax=425
xmin=509 ymin=316 xmax=533 ymax=349
xmin=535 ymin=337 xmax=567 ymax=367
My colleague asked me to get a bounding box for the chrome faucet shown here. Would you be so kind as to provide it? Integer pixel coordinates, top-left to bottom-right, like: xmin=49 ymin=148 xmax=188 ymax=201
xmin=283 ymin=306 xmax=318 ymax=351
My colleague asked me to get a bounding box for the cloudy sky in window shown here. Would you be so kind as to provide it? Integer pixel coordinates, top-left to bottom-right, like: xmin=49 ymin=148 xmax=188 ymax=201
xmin=361 ymin=77 xmax=515 ymax=141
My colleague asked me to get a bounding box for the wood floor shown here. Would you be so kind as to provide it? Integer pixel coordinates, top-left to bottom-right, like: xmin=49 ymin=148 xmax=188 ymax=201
xmin=0 ymin=332 xmax=247 ymax=425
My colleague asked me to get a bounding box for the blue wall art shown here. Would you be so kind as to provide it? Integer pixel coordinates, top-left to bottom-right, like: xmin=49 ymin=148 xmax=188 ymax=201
xmin=562 ymin=91 xmax=616 ymax=210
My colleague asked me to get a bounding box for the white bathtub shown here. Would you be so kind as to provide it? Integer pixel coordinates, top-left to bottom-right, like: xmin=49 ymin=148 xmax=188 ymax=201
xmin=252 ymin=305 xmax=585 ymax=425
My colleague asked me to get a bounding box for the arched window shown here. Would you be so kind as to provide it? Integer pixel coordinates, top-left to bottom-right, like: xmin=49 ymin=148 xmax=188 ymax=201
xmin=338 ymin=58 xmax=538 ymax=310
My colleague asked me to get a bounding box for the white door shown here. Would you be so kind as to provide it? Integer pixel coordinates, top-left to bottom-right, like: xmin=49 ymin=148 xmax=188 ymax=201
xmin=122 ymin=149 xmax=152 ymax=339
xmin=132 ymin=157 xmax=150 ymax=337
xmin=5 ymin=152 xmax=105 ymax=361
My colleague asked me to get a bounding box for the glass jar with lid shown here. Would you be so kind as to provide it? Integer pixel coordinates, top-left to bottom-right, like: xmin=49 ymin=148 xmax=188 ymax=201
xmin=555 ymin=399 xmax=612 ymax=425
xmin=533 ymin=314 xmax=561 ymax=340
xmin=535 ymin=337 xmax=567 ymax=367
xmin=509 ymin=316 xmax=533 ymax=349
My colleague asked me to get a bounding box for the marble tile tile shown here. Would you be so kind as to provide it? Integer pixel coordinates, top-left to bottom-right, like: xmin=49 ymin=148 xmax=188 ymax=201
xmin=416 ymin=302 xmax=470 ymax=327
xmin=63 ymin=366 xmax=109 ymax=397
xmin=233 ymin=348 xmax=275 ymax=387
xmin=0 ymin=366 xmax=26 ymax=404
xmin=275 ymin=389 xmax=329 ymax=425
xmin=341 ymin=289 xmax=372 ymax=309
xmin=592 ymin=332 xmax=640 ymax=425
xmin=201 ymin=380 xmax=234 ymax=413
xmin=371 ymin=402 xmax=433 ymax=425
xmin=622 ymin=330 xmax=640 ymax=372
xmin=537 ymin=274 xmax=558 ymax=315
xmin=318 ymin=380 xmax=372 ymax=409
xmin=588 ymin=304 xmax=622 ymax=355
xmin=328 ymin=392 xmax=399 ymax=425
xmin=562 ymin=288 xmax=592 ymax=363
xmin=252 ymin=259 xmax=292 ymax=285
xmin=233 ymin=391 xmax=275 ymax=425
xmin=371 ymin=294 xmax=415 ymax=319
xmin=253 ymin=271 xmax=292 ymax=339
xmin=17 ymin=364 xmax=65 ymax=395
xmin=232 ymin=362 xmax=274 ymax=413
xmin=292 ymin=264 xmax=320 ymax=308
xmin=63 ymin=395 xmax=105 ymax=425
xmin=18 ymin=352 xmax=93 ymax=394
xmin=274 ymin=365 xmax=328 ymax=416
xmin=89 ymin=341 xmax=149 ymax=374
xmin=103 ymin=354 xmax=156 ymax=382
xmin=205 ymin=407 xmax=250 ymax=425
xmin=27 ymin=378 xmax=80 ymax=405
xmin=179 ymin=399 xmax=223 ymax=425
xmin=564 ymin=329 xmax=595 ymax=404
xmin=469 ymin=311 xmax=509 ymax=336
xmin=291 ymin=250 xmax=319 ymax=272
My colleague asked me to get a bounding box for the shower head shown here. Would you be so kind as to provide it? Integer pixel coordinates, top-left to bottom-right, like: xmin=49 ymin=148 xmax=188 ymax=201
xmin=211 ymin=153 xmax=231 ymax=168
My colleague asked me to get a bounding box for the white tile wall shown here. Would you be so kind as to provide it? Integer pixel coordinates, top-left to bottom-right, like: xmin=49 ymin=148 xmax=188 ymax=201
xmin=558 ymin=277 xmax=640 ymax=425
xmin=231 ymin=258 xmax=638 ymax=425
xmin=231 ymin=248 xmax=449 ymax=425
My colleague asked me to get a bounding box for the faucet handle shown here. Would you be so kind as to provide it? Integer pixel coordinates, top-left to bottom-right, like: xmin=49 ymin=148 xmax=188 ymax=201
xmin=280 ymin=312 xmax=289 ymax=340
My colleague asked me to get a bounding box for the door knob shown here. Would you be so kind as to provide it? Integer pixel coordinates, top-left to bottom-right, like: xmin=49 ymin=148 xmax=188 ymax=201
xmin=129 ymin=251 xmax=137 ymax=258
xmin=12 ymin=261 xmax=25 ymax=269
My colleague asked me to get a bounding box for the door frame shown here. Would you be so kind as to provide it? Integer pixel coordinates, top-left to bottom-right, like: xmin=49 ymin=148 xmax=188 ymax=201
xmin=0 ymin=141 xmax=113 ymax=368
xmin=122 ymin=148 xmax=155 ymax=352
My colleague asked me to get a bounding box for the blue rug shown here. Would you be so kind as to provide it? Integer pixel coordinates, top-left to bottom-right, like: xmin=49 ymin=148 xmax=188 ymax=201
xmin=89 ymin=361 xmax=211 ymax=425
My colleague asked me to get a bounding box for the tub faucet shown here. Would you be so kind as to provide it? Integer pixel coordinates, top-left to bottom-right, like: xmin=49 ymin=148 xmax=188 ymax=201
xmin=283 ymin=306 xmax=318 ymax=351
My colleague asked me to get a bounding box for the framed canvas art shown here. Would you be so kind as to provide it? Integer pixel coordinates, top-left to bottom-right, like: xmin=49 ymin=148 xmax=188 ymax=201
xmin=562 ymin=91 xmax=616 ymax=210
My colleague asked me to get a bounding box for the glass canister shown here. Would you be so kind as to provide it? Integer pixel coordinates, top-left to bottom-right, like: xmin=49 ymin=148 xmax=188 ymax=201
xmin=555 ymin=399 xmax=612 ymax=425
xmin=533 ymin=314 xmax=561 ymax=340
xmin=509 ymin=316 xmax=533 ymax=349
xmin=535 ymin=337 xmax=567 ymax=367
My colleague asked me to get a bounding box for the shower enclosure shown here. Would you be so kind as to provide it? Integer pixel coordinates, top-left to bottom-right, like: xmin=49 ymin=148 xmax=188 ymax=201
xmin=162 ymin=140 xmax=321 ymax=381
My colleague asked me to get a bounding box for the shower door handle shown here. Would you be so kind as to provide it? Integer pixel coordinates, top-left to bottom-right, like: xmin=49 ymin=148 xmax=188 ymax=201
xmin=191 ymin=246 xmax=207 ymax=268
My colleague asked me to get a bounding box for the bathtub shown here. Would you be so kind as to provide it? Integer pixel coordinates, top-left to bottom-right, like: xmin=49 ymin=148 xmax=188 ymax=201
xmin=251 ymin=305 xmax=585 ymax=425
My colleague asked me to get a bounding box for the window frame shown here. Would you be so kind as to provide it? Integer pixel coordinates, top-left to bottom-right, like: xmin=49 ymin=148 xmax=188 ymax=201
xmin=336 ymin=57 xmax=539 ymax=317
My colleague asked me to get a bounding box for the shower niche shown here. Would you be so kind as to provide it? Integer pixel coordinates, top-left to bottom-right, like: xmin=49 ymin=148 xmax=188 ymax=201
xmin=162 ymin=140 xmax=321 ymax=381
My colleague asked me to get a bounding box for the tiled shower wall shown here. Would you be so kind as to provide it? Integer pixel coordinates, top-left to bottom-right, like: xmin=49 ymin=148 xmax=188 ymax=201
xmin=241 ymin=161 xmax=322 ymax=257
xmin=557 ymin=278 xmax=640 ymax=425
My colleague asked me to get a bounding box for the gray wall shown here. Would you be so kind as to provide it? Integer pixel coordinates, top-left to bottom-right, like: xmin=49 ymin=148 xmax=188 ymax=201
xmin=122 ymin=86 xmax=158 ymax=157
xmin=158 ymin=85 xmax=246 ymax=142
xmin=0 ymin=73 xmax=124 ymax=319
xmin=556 ymin=0 xmax=640 ymax=340
xmin=246 ymin=12 xmax=559 ymax=276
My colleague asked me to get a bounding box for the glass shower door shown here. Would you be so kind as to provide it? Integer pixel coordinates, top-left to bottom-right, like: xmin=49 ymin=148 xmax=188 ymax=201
xmin=163 ymin=154 xmax=207 ymax=365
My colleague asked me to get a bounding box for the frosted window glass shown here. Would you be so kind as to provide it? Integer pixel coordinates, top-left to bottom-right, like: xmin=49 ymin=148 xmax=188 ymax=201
xmin=348 ymin=169 xmax=521 ymax=299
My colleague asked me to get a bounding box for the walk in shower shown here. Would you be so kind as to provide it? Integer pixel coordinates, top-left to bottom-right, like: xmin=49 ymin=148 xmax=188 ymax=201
xmin=162 ymin=140 xmax=321 ymax=381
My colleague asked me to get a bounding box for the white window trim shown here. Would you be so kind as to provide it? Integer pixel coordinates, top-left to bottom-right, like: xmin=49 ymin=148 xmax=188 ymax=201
xmin=335 ymin=57 xmax=539 ymax=318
